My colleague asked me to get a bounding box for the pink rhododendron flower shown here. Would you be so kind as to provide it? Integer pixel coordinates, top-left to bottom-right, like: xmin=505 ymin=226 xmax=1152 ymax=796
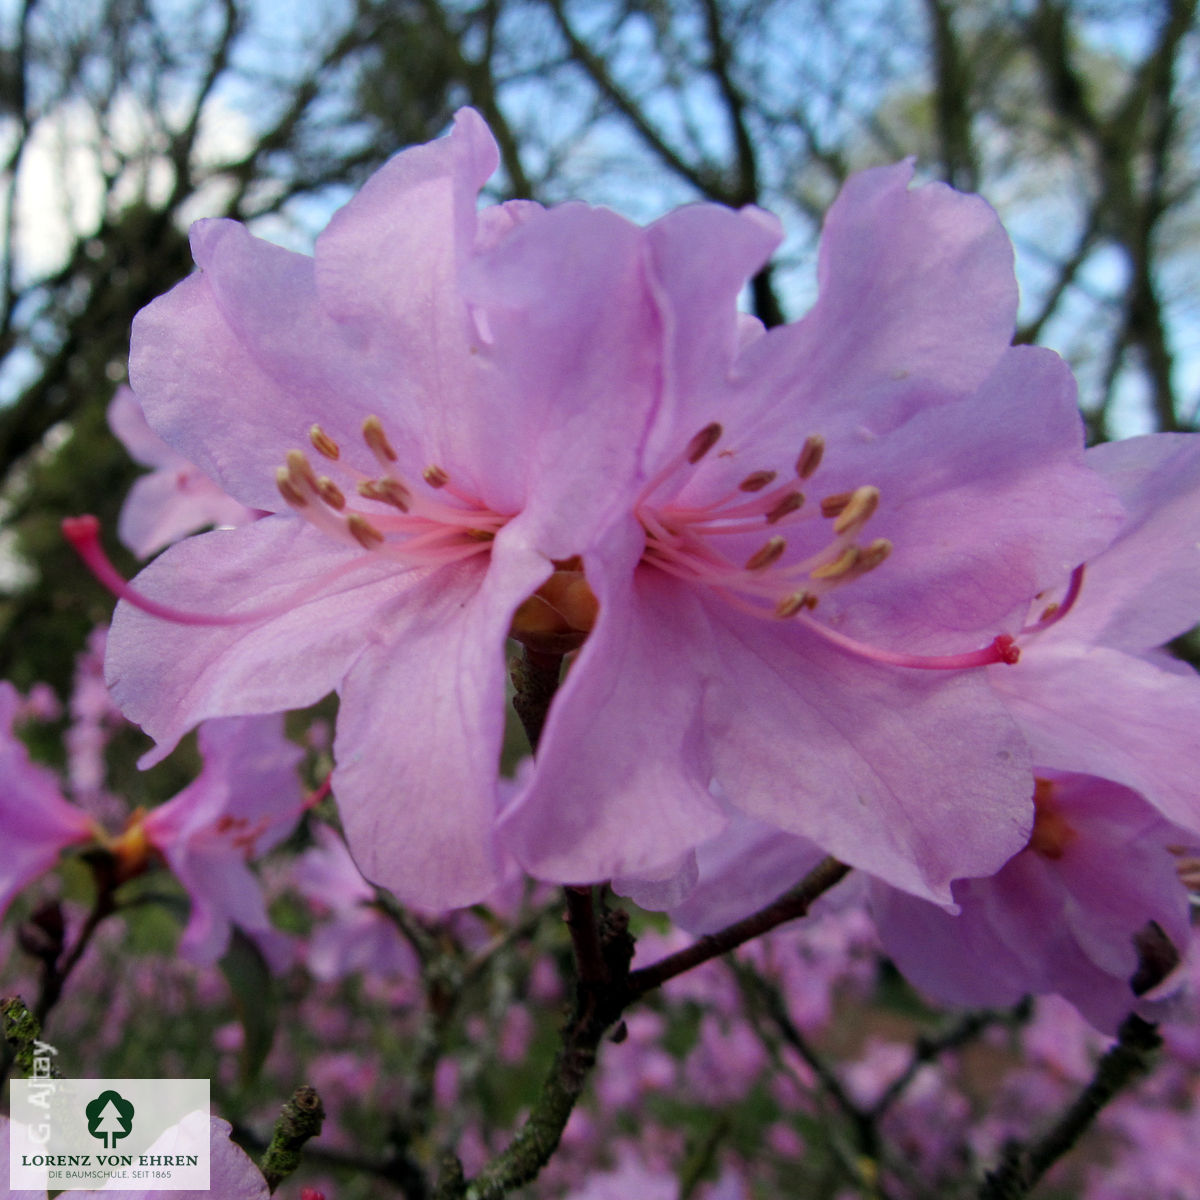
xmin=671 ymin=432 xmax=1200 ymax=1027
xmin=101 ymin=109 xmax=1120 ymax=911
xmin=0 ymin=680 xmax=95 ymax=918
xmin=136 ymin=714 xmax=305 ymax=964
xmin=872 ymin=771 xmax=1193 ymax=1032
xmin=987 ymin=433 xmax=1200 ymax=839
xmin=108 ymin=385 xmax=259 ymax=556
xmin=0 ymin=691 xmax=301 ymax=962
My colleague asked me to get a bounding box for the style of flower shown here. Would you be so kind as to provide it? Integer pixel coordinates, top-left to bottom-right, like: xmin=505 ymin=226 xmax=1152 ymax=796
xmin=108 ymin=385 xmax=259 ymax=557
xmin=96 ymin=109 xmax=1120 ymax=912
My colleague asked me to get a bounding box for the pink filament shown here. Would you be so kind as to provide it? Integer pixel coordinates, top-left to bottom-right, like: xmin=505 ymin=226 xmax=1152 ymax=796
xmin=1021 ymin=564 xmax=1087 ymax=635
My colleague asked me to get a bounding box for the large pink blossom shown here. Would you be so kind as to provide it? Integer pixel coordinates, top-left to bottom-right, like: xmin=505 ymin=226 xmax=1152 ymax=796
xmin=671 ymin=433 xmax=1200 ymax=1027
xmin=101 ymin=110 xmax=1120 ymax=910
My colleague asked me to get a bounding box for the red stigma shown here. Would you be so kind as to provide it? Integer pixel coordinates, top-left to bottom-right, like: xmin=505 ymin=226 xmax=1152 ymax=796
xmin=991 ymin=634 xmax=1020 ymax=665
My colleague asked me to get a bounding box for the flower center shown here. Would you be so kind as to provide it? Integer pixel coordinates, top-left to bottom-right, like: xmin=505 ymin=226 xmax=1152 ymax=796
xmin=275 ymin=416 xmax=508 ymax=569
xmin=633 ymin=422 xmax=1021 ymax=672
xmin=1027 ymin=778 xmax=1077 ymax=860
xmin=636 ymin=422 xmax=889 ymax=622
xmin=509 ymin=556 xmax=599 ymax=654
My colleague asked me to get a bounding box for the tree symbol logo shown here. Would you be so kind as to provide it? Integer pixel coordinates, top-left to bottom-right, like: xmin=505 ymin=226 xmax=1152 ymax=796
xmin=85 ymin=1090 xmax=135 ymax=1149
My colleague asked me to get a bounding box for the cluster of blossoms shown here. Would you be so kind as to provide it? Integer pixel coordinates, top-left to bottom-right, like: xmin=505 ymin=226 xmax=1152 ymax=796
xmin=6 ymin=101 xmax=1200 ymax=1199
xmin=0 ymin=669 xmax=308 ymax=966
xmin=68 ymin=108 xmax=1198 ymax=1034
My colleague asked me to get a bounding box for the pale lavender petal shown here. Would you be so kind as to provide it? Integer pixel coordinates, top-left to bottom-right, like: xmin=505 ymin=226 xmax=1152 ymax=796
xmin=873 ymin=773 xmax=1192 ymax=1033
xmin=0 ymin=1115 xmax=58 ymax=1199
xmin=81 ymin=1116 xmax=268 ymax=1200
xmin=732 ymin=159 xmax=1018 ymax=442
xmin=117 ymin=468 xmax=258 ymax=558
xmin=166 ymin=844 xmax=274 ymax=965
xmin=700 ymin=601 xmax=1033 ymax=903
xmin=107 ymin=384 xmax=178 ymax=468
xmin=181 ymin=714 xmax=304 ymax=848
xmin=801 ymin=346 xmax=1123 ymax=648
xmin=0 ymin=682 xmax=94 ymax=916
xmin=638 ymin=202 xmax=782 ymax=464
xmin=667 ymin=817 xmax=828 ymax=934
xmin=128 ymin=244 xmax=344 ymax=511
xmin=458 ymin=203 xmax=663 ymax=550
xmin=1058 ymin=433 xmax=1200 ymax=652
xmin=333 ymin=531 xmax=549 ymax=909
xmin=105 ymin=517 xmax=420 ymax=765
xmin=992 ymin=644 xmax=1200 ymax=835
xmin=501 ymin=527 xmax=727 ymax=886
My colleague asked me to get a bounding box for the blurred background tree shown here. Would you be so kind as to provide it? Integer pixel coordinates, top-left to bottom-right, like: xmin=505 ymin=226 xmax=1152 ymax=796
xmin=1 ymin=0 xmax=1197 ymax=694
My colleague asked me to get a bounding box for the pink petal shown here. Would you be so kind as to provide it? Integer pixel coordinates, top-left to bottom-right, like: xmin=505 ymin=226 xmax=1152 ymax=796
xmin=501 ymin=526 xmax=727 ymax=885
xmin=992 ymin=643 xmax=1200 ymax=836
xmin=734 ymin=159 xmax=1019 ymax=440
xmin=698 ymin=600 xmax=1034 ymax=903
xmin=117 ymin=467 xmax=256 ymax=558
xmin=105 ymin=517 xmax=423 ymax=764
xmin=107 ymin=385 xmax=178 ymax=469
xmin=332 ymin=531 xmax=550 ymax=909
xmin=638 ymin=202 xmax=782 ymax=465
xmin=0 ymin=683 xmax=93 ymax=915
xmin=457 ymin=203 xmax=663 ymax=550
xmin=1061 ymin=433 xmax=1200 ymax=652
xmin=806 ymin=346 xmax=1124 ymax=648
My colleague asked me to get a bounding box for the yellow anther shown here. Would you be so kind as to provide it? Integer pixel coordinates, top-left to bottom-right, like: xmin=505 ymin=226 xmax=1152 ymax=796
xmin=820 ymin=490 xmax=853 ymax=518
xmin=765 ymin=491 xmax=804 ymax=524
xmin=286 ymin=449 xmax=319 ymax=492
xmin=309 ymin=424 xmax=341 ymax=460
xmin=358 ymin=478 xmax=411 ymax=510
xmin=774 ymin=591 xmax=812 ymax=619
xmin=686 ymin=422 xmax=723 ymax=464
xmin=738 ymin=469 xmax=777 ymax=493
xmin=316 ymin=477 xmax=346 ymax=511
xmin=744 ymin=536 xmax=786 ymax=572
xmin=811 ymin=545 xmax=861 ymax=580
xmin=423 ymin=465 xmax=449 ymax=488
xmin=347 ymin=513 xmax=385 ymax=549
xmin=795 ymin=434 xmax=825 ymax=480
xmin=833 ymin=486 xmax=880 ymax=536
xmin=276 ymin=467 xmax=309 ymax=508
xmin=858 ymin=538 xmax=892 ymax=572
xmin=362 ymin=415 xmax=398 ymax=462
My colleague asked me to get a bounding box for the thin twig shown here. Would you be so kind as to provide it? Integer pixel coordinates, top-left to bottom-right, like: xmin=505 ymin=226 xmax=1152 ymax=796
xmin=627 ymin=857 xmax=852 ymax=997
xmin=978 ymin=1013 xmax=1162 ymax=1199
